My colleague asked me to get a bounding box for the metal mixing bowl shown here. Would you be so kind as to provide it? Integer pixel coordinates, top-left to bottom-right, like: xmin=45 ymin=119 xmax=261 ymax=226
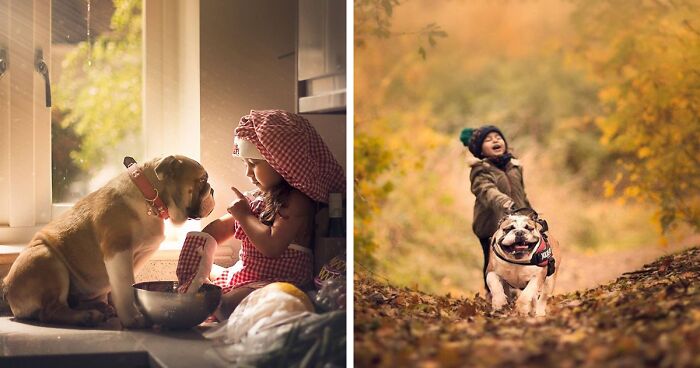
xmin=133 ymin=281 xmax=222 ymax=329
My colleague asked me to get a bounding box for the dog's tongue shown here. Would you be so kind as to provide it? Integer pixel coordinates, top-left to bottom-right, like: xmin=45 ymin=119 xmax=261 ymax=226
xmin=515 ymin=244 xmax=529 ymax=251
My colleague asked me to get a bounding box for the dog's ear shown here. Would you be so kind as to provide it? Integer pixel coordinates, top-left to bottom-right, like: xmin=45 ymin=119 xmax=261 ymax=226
xmin=537 ymin=218 xmax=549 ymax=233
xmin=154 ymin=155 xmax=182 ymax=180
xmin=528 ymin=210 xmax=538 ymax=221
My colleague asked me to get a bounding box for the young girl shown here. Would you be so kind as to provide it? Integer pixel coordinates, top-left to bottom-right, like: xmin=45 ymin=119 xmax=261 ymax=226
xmin=177 ymin=110 xmax=345 ymax=320
xmin=460 ymin=125 xmax=532 ymax=289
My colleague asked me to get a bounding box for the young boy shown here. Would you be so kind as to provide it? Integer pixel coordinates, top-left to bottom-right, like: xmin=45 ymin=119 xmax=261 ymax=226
xmin=460 ymin=125 xmax=532 ymax=289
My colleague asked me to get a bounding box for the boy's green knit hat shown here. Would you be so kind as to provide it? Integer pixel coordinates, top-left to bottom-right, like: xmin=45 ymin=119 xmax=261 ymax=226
xmin=459 ymin=125 xmax=507 ymax=158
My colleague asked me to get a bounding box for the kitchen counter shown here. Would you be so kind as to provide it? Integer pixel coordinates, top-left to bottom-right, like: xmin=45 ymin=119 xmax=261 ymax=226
xmin=0 ymin=316 xmax=227 ymax=368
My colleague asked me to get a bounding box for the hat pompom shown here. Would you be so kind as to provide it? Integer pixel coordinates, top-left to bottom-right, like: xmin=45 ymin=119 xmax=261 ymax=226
xmin=459 ymin=128 xmax=475 ymax=147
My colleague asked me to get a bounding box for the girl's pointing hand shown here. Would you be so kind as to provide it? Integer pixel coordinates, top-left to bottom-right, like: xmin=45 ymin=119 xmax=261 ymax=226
xmin=227 ymin=186 xmax=251 ymax=219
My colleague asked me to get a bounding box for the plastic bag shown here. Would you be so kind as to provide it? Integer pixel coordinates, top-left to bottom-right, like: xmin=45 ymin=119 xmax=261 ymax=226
xmin=204 ymin=310 xmax=346 ymax=368
xmin=203 ymin=282 xmax=314 ymax=344
xmin=313 ymin=277 xmax=346 ymax=312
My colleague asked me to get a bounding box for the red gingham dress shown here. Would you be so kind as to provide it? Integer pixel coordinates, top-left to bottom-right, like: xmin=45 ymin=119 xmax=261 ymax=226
xmin=175 ymin=233 xmax=214 ymax=293
xmin=211 ymin=194 xmax=313 ymax=294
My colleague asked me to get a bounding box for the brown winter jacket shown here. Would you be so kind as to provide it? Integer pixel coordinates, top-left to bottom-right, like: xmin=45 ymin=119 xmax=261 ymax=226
xmin=469 ymin=157 xmax=531 ymax=239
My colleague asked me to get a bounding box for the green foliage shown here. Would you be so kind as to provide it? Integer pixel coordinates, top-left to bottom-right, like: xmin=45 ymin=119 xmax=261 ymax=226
xmin=354 ymin=0 xmax=447 ymax=59
xmin=354 ymin=0 xmax=447 ymax=266
xmin=354 ymin=132 xmax=394 ymax=268
xmin=420 ymin=55 xmax=601 ymax=143
xmin=354 ymin=0 xmax=400 ymax=45
xmin=571 ymin=0 xmax=700 ymax=233
xmin=51 ymin=114 xmax=84 ymax=201
xmin=417 ymin=23 xmax=447 ymax=60
xmin=54 ymin=0 xmax=142 ymax=172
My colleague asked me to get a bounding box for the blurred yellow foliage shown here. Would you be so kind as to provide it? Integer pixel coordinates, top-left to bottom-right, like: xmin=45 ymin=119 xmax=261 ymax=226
xmin=354 ymin=0 xmax=697 ymax=294
xmin=637 ymin=147 xmax=652 ymax=159
xmin=573 ymin=0 xmax=700 ymax=233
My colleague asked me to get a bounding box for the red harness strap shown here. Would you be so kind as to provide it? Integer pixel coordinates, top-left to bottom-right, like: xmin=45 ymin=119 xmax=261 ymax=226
xmin=124 ymin=157 xmax=170 ymax=220
xmin=532 ymin=238 xmax=556 ymax=276
xmin=533 ymin=239 xmax=551 ymax=267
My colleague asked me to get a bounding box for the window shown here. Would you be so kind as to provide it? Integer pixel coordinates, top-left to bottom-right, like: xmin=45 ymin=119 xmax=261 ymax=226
xmin=0 ymin=0 xmax=201 ymax=251
xmin=52 ymin=0 xmax=144 ymax=204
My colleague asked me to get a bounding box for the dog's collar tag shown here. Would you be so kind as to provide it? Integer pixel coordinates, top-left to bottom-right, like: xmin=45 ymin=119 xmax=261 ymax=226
xmin=124 ymin=156 xmax=170 ymax=220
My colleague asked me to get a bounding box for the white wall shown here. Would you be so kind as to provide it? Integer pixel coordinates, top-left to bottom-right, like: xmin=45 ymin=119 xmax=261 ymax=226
xmin=200 ymin=0 xmax=346 ymax=256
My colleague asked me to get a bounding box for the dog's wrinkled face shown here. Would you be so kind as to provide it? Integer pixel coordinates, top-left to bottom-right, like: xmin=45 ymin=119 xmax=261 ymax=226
xmin=494 ymin=214 xmax=541 ymax=261
xmin=155 ymin=155 xmax=216 ymax=224
xmin=182 ymin=168 xmax=215 ymax=221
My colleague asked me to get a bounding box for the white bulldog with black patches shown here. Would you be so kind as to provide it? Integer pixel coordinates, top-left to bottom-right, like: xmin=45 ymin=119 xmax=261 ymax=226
xmin=486 ymin=209 xmax=560 ymax=317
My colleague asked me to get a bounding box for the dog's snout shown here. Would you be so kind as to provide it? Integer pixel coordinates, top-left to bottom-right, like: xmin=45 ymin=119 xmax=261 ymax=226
xmin=514 ymin=230 xmax=527 ymax=241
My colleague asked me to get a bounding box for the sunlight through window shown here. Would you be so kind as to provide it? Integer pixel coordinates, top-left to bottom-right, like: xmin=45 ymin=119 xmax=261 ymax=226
xmin=51 ymin=0 xmax=143 ymax=203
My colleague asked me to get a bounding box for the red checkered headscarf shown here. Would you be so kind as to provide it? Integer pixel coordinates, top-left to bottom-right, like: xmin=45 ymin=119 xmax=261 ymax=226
xmin=233 ymin=110 xmax=345 ymax=203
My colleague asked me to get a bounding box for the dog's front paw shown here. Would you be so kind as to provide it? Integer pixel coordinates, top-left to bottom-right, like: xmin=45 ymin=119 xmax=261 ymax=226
xmin=87 ymin=302 xmax=117 ymax=319
xmin=120 ymin=310 xmax=147 ymax=329
xmin=516 ymin=299 xmax=533 ymax=316
xmin=80 ymin=309 xmax=105 ymax=326
xmin=535 ymin=303 xmax=547 ymax=317
xmin=491 ymin=295 xmax=507 ymax=311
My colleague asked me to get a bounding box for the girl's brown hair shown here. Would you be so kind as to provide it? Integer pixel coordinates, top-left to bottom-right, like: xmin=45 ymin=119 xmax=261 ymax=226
xmin=256 ymin=180 xmax=293 ymax=226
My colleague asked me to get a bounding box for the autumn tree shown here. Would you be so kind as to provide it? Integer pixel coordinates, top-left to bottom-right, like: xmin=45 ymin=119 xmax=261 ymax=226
xmin=571 ymin=0 xmax=700 ymax=233
xmin=354 ymin=0 xmax=446 ymax=265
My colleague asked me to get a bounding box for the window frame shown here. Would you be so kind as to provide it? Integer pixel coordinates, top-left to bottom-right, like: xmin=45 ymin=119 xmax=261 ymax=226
xmin=0 ymin=0 xmax=201 ymax=256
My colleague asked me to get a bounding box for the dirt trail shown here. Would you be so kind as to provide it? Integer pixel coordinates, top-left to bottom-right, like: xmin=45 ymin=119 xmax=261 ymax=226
xmin=556 ymin=234 xmax=700 ymax=293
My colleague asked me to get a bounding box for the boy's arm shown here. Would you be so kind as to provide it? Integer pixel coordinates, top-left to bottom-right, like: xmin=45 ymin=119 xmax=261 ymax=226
xmin=470 ymin=165 xmax=513 ymax=210
xmin=228 ymin=187 xmax=311 ymax=258
xmin=520 ymin=167 xmax=532 ymax=208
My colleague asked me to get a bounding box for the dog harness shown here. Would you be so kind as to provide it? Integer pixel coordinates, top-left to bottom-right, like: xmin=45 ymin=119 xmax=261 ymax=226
xmin=123 ymin=156 xmax=169 ymax=220
xmin=493 ymin=236 xmax=556 ymax=277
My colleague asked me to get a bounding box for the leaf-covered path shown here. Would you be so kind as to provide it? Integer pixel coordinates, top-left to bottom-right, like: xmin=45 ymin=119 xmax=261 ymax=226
xmin=355 ymin=247 xmax=700 ymax=367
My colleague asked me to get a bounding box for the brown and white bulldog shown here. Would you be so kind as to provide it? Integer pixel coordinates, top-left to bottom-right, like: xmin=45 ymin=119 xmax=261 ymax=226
xmin=2 ymin=155 xmax=215 ymax=328
xmin=486 ymin=209 xmax=560 ymax=317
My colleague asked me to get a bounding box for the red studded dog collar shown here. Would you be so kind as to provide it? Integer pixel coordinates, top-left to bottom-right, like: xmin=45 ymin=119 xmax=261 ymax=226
xmin=123 ymin=157 xmax=170 ymax=220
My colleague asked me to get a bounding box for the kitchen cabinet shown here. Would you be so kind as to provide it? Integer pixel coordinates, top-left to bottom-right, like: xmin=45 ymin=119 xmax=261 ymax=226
xmin=297 ymin=0 xmax=346 ymax=113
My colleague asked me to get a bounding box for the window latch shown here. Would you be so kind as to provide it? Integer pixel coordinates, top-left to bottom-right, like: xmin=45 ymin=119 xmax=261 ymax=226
xmin=0 ymin=48 xmax=7 ymax=80
xmin=35 ymin=49 xmax=51 ymax=107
